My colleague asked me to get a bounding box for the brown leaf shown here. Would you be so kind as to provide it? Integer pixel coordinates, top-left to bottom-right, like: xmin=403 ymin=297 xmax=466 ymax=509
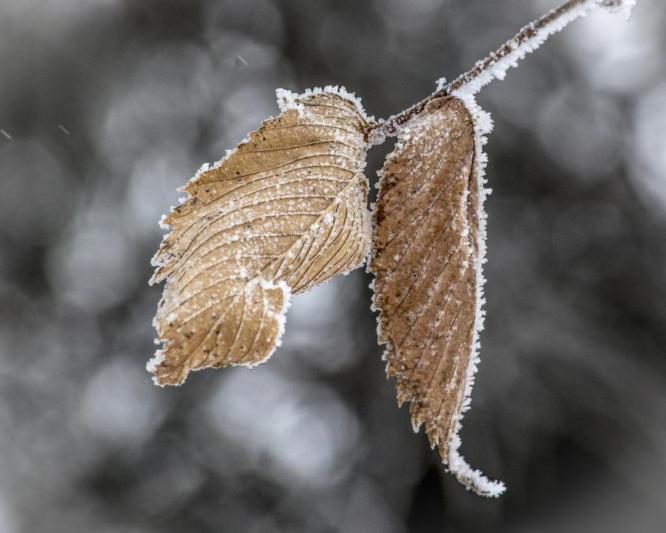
xmin=149 ymin=88 xmax=371 ymax=386
xmin=369 ymin=96 xmax=504 ymax=496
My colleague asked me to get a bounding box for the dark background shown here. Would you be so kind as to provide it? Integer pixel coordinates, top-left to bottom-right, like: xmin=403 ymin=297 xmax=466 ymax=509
xmin=0 ymin=0 xmax=665 ymax=532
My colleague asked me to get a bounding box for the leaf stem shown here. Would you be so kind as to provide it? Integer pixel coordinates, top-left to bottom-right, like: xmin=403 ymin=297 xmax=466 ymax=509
xmin=367 ymin=0 xmax=634 ymax=140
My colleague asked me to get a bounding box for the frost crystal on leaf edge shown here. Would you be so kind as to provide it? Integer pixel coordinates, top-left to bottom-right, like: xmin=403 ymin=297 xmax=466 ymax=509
xmin=276 ymin=85 xmax=374 ymax=123
xmin=444 ymin=92 xmax=505 ymax=497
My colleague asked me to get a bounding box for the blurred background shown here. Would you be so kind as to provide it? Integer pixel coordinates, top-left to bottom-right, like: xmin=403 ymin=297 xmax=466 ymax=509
xmin=0 ymin=0 xmax=665 ymax=531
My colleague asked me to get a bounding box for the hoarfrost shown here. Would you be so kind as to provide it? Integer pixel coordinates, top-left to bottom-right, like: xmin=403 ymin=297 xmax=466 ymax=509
xmin=367 ymin=128 xmax=386 ymax=147
xmin=448 ymin=438 xmax=506 ymax=498
xmin=276 ymin=85 xmax=373 ymax=123
xmin=275 ymin=88 xmax=305 ymax=114
xmin=445 ymin=93 xmax=504 ymax=497
xmin=146 ymin=349 xmax=165 ymax=374
xmin=246 ymin=279 xmax=293 ymax=368
xmin=369 ymin=94 xmax=503 ymax=496
xmin=149 ymin=89 xmax=371 ymax=385
xmin=454 ymin=0 xmax=637 ymax=97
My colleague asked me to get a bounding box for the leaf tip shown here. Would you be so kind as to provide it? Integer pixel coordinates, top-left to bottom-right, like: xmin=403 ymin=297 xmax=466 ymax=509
xmin=446 ymin=443 xmax=506 ymax=498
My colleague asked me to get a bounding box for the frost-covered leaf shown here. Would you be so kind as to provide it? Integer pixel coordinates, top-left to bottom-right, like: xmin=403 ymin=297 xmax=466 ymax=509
xmin=149 ymin=87 xmax=371 ymax=386
xmin=369 ymin=96 xmax=504 ymax=496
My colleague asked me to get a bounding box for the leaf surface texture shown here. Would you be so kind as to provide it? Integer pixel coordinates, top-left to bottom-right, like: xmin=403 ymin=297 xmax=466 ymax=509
xmin=150 ymin=90 xmax=371 ymax=386
xmin=369 ymin=96 xmax=503 ymax=496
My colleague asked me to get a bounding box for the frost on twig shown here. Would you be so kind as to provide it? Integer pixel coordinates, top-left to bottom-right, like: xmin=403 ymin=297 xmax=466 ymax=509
xmin=446 ymin=0 xmax=636 ymax=97
xmin=369 ymin=0 xmax=637 ymax=139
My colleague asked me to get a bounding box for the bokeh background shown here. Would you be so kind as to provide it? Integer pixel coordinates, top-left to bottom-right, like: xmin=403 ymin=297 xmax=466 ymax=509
xmin=1 ymin=0 xmax=665 ymax=531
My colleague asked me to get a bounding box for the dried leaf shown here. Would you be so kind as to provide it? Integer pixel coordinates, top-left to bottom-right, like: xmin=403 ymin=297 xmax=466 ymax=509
xmin=369 ymin=96 xmax=504 ymax=496
xmin=149 ymin=88 xmax=371 ymax=386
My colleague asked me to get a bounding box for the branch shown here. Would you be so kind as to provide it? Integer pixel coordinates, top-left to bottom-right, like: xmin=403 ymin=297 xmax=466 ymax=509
xmin=367 ymin=0 xmax=636 ymax=141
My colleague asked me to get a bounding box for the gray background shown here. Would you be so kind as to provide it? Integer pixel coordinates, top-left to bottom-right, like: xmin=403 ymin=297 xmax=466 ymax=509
xmin=0 ymin=0 xmax=665 ymax=532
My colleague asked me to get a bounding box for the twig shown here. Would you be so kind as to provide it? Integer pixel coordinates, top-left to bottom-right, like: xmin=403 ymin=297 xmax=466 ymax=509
xmin=367 ymin=0 xmax=634 ymax=140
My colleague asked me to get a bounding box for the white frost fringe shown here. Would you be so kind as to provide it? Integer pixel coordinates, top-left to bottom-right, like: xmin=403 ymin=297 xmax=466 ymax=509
xmin=149 ymin=84 xmax=367 ymax=384
xmin=153 ymin=84 xmax=371 ymax=271
xmin=453 ymin=0 xmax=637 ymax=98
xmin=246 ymin=279 xmax=293 ymax=368
xmin=276 ymin=85 xmax=373 ymax=123
xmin=443 ymin=92 xmax=505 ymax=497
xmin=417 ymin=2 xmax=637 ymax=494
xmin=436 ymin=0 xmax=636 ymax=496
